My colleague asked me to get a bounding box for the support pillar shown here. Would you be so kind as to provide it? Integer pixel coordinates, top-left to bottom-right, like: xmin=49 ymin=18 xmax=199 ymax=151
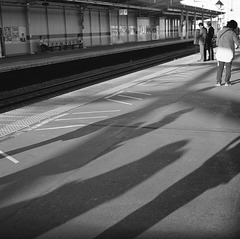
xmin=159 ymin=17 xmax=165 ymax=39
xmin=180 ymin=11 xmax=184 ymax=39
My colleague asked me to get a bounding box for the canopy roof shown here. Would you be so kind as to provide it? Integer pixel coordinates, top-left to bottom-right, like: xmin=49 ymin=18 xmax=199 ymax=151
xmin=4 ymin=0 xmax=224 ymax=18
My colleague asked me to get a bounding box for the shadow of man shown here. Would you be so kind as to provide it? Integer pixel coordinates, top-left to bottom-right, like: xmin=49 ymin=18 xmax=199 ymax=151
xmin=95 ymin=136 xmax=240 ymax=239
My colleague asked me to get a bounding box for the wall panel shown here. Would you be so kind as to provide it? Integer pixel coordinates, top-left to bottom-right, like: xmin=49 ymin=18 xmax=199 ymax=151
xmin=91 ymin=10 xmax=100 ymax=46
xmin=100 ymin=11 xmax=109 ymax=45
xmin=83 ymin=9 xmax=91 ymax=46
xmin=2 ymin=5 xmax=28 ymax=55
xmin=65 ymin=9 xmax=81 ymax=38
xmin=128 ymin=12 xmax=137 ymax=42
xmin=29 ymin=7 xmax=48 ymax=53
xmin=109 ymin=11 xmax=118 ymax=44
xmin=48 ymin=8 xmax=65 ymax=40
xmin=30 ymin=7 xmax=48 ymax=36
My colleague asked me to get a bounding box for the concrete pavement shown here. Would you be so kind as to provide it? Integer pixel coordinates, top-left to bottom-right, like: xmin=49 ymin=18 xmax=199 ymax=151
xmin=0 ymin=49 xmax=240 ymax=239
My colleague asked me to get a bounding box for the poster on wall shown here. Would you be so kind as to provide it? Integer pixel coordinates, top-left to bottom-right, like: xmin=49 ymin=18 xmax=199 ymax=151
xmin=110 ymin=26 xmax=119 ymax=44
xmin=19 ymin=26 xmax=26 ymax=42
xmin=3 ymin=26 xmax=26 ymax=43
xmin=3 ymin=27 xmax=12 ymax=43
xmin=12 ymin=26 xmax=20 ymax=43
xmin=129 ymin=26 xmax=136 ymax=35
xmin=119 ymin=26 xmax=127 ymax=36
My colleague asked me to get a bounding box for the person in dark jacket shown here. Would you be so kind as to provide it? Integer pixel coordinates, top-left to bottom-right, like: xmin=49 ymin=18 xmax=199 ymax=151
xmin=206 ymin=21 xmax=215 ymax=61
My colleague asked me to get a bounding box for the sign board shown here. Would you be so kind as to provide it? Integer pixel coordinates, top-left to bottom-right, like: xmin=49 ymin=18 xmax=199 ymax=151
xmin=119 ymin=9 xmax=128 ymax=15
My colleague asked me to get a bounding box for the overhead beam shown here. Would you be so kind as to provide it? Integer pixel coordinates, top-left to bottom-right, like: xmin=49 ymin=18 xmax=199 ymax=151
xmin=51 ymin=0 xmax=163 ymax=11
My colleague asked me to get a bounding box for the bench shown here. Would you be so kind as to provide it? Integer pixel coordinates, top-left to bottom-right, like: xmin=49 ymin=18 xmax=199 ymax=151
xmin=62 ymin=40 xmax=83 ymax=50
xmin=47 ymin=41 xmax=62 ymax=51
xmin=45 ymin=40 xmax=83 ymax=52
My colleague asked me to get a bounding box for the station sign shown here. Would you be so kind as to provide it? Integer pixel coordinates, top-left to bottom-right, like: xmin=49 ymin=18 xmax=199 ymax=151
xmin=119 ymin=9 xmax=128 ymax=15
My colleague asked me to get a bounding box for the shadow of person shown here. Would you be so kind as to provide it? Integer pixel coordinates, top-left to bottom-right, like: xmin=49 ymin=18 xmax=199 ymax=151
xmin=0 ymin=108 xmax=193 ymax=189
xmin=230 ymin=79 xmax=240 ymax=85
xmin=94 ymin=136 xmax=240 ymax=239
xmin=0 ymin=140 xmax=189 ymax=239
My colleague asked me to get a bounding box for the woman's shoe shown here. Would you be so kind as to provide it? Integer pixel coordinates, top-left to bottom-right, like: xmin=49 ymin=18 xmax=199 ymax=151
xmin=224 ymin=82 xmax=231 ymax=86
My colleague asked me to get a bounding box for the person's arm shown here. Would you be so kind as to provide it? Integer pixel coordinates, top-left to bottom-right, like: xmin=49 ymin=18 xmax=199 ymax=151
xmin=204 ymin=28 xmax=207 ymax=39
xmin=233 ymin=32 xmax=240 ymax=48
xmin=209 ymin=27 xmax=214 ymax=39
xmin=216 ymin=32 xmax=220 ymax=46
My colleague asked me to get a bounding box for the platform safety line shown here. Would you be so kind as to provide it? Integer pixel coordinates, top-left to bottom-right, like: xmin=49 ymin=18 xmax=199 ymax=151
xmin=138 ymin=82 xmax=158 ymax=86
xmin=0 ymin=150 xmax=19 ymax=164
xmin=131 ymin=65 xmax=188 ymax=83
xmin=176 ymin=72 xmax=193 ymax=76
xmin=105 ymin=91 xmax=124 ymax=99
xmin=36 ymin=125 xmax=86 ymax=131
xmin=26 ymin=113 xmax=69 ymax=131
xmin=137 ymin=77 xmax=159 ymax=86
xmin=118 ymin=94 xmax=143 ymax=100
xmin=106 ymin=98 xmax=132 ymax=105
xmin=55 ymin=116 xmax=108 ymax=121
xmin=72 ymin=110 xmax=121 ymax=114
xmin=127 ymin=90 xmax=151 ymax=95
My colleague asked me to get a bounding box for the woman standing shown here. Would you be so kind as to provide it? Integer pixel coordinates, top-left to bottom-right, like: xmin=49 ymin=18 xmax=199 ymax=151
xmin=216 ymin=20 xmax=240 ymax=86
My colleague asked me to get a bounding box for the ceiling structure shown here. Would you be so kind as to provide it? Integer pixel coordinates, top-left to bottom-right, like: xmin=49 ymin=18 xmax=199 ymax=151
xmin=3 ymin=0 xmax=223 ymax=18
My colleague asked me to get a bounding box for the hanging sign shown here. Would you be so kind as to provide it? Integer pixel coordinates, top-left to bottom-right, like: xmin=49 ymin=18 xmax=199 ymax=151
xmin=119 ymin=9 xmax=128 ymax=15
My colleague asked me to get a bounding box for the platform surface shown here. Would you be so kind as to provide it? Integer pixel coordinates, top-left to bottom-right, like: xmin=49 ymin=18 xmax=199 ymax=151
xmin=0 ymin=47 xmax=239 ymax=239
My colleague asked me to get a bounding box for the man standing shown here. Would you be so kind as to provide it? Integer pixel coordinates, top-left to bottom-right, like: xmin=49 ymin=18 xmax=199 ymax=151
xmin=206 ymin=21 xmax=215 ymax=61
xmin=198 ymin=22 xmax=207 ymax=62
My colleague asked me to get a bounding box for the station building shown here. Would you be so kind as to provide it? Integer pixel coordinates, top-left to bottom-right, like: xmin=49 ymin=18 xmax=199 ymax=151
xmin=0 ymin=0 xmax=222 ymax=57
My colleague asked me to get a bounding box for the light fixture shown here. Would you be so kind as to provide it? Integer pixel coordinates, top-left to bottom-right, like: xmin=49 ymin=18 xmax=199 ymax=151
xmin=215 ymin=0 xmax=224 ymax=10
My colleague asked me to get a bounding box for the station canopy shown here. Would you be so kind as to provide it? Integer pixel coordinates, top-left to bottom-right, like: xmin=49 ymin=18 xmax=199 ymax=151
xmin=8 ymin=0 xmax=223 ymax=19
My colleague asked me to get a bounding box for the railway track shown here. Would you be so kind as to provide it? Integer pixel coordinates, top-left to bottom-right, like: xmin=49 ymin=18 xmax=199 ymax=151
xmin=0 ymin=46 xmax=196 ymax=113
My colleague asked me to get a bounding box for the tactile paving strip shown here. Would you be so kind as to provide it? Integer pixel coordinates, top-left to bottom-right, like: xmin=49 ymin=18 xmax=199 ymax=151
xmin=0 ymin=54 xmax=198 ymax=138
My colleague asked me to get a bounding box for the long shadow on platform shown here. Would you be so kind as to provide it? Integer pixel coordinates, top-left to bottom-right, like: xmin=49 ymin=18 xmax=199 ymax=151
xmin=0 ymin=140 xmax=189 ymax=238
xmin=94 ymin=137 xmax=240 ymax=239
xmin=231 ymin=79 xmax=240 ymax=85
xmin=0 ymin=61 xmax=240 ymax=238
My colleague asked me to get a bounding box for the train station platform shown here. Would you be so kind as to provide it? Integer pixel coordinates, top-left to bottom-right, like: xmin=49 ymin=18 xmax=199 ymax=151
xmin=0 ymin=38 xmax=194 ymax=73
xmin=0 ymin=44 xmax=240 ymax=239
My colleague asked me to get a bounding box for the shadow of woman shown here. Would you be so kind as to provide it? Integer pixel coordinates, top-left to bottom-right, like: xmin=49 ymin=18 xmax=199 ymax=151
xmin=94 ymin=136 xmax=240 ymax=239
xmin=0 ymin=108 xmax=193 ymax=189
xmin=230 ymin=79 xmax=240 ymax=85
xmin=0 ymin=140 xmax=189 ymax=239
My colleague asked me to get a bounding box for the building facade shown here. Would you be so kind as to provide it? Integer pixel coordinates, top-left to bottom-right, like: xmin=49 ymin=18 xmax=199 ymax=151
xmin=0 ymin=0 xmax=221 ymax=57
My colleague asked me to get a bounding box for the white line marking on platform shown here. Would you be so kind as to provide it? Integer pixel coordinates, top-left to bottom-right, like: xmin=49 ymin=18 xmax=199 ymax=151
xmin=105 ymin=91 xmax=123 ymax=99
xmin=139 ymin=83 xmax=158 ymax=86
xmin=106 ymin=99 xmax=132 ymax=105
xmin=118 ymin=94 xmax=142 ymax=100
xmin=36 ymin=125 xmax=86 ymax=131
xmin=177 ymin=73 xmax=192 ymax=76
xmin=55 ymin=116 xmax=108 ymax=121
xmin=127 ymin=91 xmax=151 ymax=95
xmin=27 ymin=113 xmax=69 ymax=131
xmin=73 ymin=110 xmax=120 ymax=114
xmin=0 ymin=150 xmax=19 ymax=164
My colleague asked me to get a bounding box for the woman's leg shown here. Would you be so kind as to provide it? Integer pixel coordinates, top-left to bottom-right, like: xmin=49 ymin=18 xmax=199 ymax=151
xmin=199 ymin=44 xmax=204 ymax=61
xmin=216 ymin=61 xmax=225 ymax=84
xmin=210 ymin=45 xmax=214 ymax=60
xmin=224 ymin=61 xmax=232 ymax=84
